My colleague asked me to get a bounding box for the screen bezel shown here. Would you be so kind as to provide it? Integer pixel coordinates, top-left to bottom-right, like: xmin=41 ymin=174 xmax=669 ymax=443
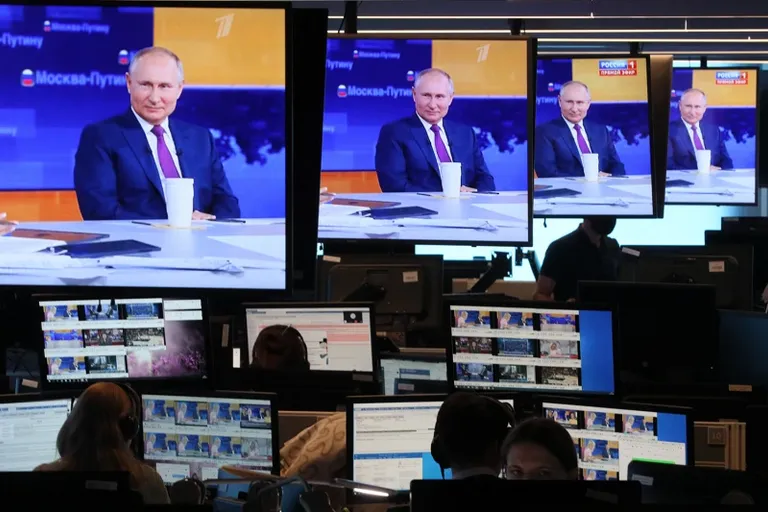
xmin=443 ymin=296 xmax=619 ymax=396
xmin=35 ymin=291 xmax=214 ymax=390
xmin=138 ymin=389 xmax=280 ymax=477
xmin=241 ymin=301 xmax=379 ymax=378
xmin=664 ymin=65 xmax=760 ymax=207
xmin=534 ymin=53 xmax=658 ymax=219
xmin=320 ymin=34 xmax=536 ymax=248
xmin=0 ymin=0 xmax=293 ymax=294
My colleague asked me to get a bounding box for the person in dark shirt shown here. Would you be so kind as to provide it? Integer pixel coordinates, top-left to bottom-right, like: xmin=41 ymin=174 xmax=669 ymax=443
xmin=534 ymin=217 xmax=620 ymax=302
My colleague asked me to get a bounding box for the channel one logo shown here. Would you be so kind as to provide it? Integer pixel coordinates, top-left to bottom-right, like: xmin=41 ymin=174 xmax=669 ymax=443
xmin=598 ymin=59 xmax=637 ymax=76
xmin=715 ymin=70 xmax=748 ymax=85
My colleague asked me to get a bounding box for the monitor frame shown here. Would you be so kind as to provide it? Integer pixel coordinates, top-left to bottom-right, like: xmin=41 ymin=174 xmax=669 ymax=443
xmin=442 ymin=296 xmax=619 ymax=396
xmin=534 ymin=53 xmax=658 ymax=219
xmin=320 ymin=33 xmax=536 ymax=248
xmin=139 ymin=389 xmax=281 ymax=477
xmin=665 ymin=65 xmax=760 ymax=207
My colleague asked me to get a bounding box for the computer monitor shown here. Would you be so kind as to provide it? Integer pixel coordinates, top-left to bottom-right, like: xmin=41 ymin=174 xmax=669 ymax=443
xmin=538 ymin=396 xmax=692 ymax=481
xmin=39 ymin=297 xmax=209 ymax=385
xmin=319 ymin=35 xmax=534 ymax=246
xmin=706 ymin=229 xmax=766 ymax=309
xmin=244 ymin=303 xmax=375 ymax=373
xmin=379 ymin=352 xmax=447 ymax=395
xmin=141 ymin=391 xmax=278 ymax=484
xmin=0 ymin=393 xmax=72 ymax=471
xmin=534 ymin=56 xmax=655 ymax=218
xmin=666 ymin=68 xmax=759 ymax=206
xmin=1 ymin=3 xmax=291 ymax=290
xmin=718 ymin=310 xmax=768 ymax=389
xmin=445 ymin=299 xmax=616 ymax=394
xmin=347 ymin=394 xmax=515 ymax=491
xmin=619 ymin=244 xmax=754 ymax=310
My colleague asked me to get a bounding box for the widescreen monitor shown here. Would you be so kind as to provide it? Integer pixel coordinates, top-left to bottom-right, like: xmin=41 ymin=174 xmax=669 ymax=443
xmin=0 ymin=394 xmax=72 ymax=471
xmin=534 ymin=56 xmax=655 ymax=217
xmin=446 ymin=301 xmax=616 ymax=394
xmin=141 ymin=391 xmax=279 ymax=484
xmin=0 ymin=3 xmax=290 ymax=290
xmin=539 ymin=397 xmax=692 ymax=481
xmin=244 ymin=303 xmax=375 ymax=373
xmin=347 ymin=394 xmax=515 ymax=491
xmin=39 ymin=297 xmax=209 ymax=384
xmin=666 ymin=68 xmax=758 ymax=205
xmin=319 ymin=36 xmax=534 ymax=246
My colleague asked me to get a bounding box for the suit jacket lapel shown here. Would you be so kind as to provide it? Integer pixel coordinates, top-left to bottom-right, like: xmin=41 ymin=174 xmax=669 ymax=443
xmin=409 ymin=114 xmax=440 ymax=174
xmin=169 ymin=118 xmax=192 ymax=181
xmin=678 ymin=120 xmax=696 ymax=158
xmin=558 ymin=118 xmax=582 ymax=164
xmin=120 ymin=110 xmax=164 ymax=198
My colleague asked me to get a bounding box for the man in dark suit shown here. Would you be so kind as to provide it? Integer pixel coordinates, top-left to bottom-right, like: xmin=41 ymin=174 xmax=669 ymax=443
xmin=534 ymin=81 xmax=626 ymax=178
xmin=667 ymin=88 xmax=733 ymax=171
xmin=74 ymin=47 xmax=240 ymax=221
xmin=374 ymin=68 xmax=496 ymax=193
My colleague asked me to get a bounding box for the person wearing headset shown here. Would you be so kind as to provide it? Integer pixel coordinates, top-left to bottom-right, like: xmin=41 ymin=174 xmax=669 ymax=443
xmin=250 ymin=324 xmax=310 ymax=371
xmin=430 ymin=392 xmax=516 ymax=481
xmin=35 ymin=382 xmax=170 ymax=504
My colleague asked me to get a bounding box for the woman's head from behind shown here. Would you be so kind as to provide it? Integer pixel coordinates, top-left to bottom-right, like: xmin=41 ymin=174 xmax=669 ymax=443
xmin=250 ymin=325 xmax=309 ymax=371
xmin=502 ymin=418 xmax=579 ymax=481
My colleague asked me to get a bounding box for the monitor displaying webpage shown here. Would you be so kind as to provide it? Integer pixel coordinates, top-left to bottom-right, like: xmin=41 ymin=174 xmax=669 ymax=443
xmin=142 ymin=394 xmax=274 ymax=484
xmin=380 ymin=357 xmax=447 ymax=396
xmin=40 ymin=298 xmax=207 ymax=382
xmin=449 ymin=305 xmax=615 ymax=393
xmin=351 ymin=398 xmax=514 ymax=491
xmin=543 ymin=401 xmax=688 ymax=480
xmin=245 ymin=307 xmax=374 ymax=372
xmin=0 ymin=398 xmax=71 ymax=471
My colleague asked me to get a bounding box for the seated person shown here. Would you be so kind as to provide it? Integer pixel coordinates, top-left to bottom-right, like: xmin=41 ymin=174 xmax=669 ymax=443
xmin=502 ymin=418 xmax=579 ymax=480
xmin=74 ymin=46 xmax=240 ymax=221
xmin=534 ymin=216 xmax=620 ymax=302
xmin=375 ymin=68 xmax=496 ymax=193
xmin=667 ymin=88 xmax=734 ymax=171
xmin=250 ymin=325 xmax=309 ymax=371
xmin=431 ymin=393 xmax=516 ymax=480
xmin=535 ymin=81 xmax=626 ymax=178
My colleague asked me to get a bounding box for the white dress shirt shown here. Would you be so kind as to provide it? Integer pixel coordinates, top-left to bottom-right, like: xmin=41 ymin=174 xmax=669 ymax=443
xmin=684 ymin=121 xmax=706 ymax=150
xmin=417 ymin=114 xmax=453 ymax=163
xmin=131 ymin=107 xmax=182 ymax=198
xmin=563 ymin=117 xmax=592 ymax=154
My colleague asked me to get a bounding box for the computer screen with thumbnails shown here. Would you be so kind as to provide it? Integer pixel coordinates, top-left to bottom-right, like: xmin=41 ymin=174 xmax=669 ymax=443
xmin=245 ymin=305 xmax=375 ymax=373
xmin=0 ymin=396 xmax=72 ymax=471
xmin=534 ymin=56 xmax=655 ymax=217
xmin=142 ymin=392 xmax=277 ymax=484
xmin=39 ymin=297 xmax=208 ymax=383
xmin=541 ymin=399 xmax=690 ymax=481
xmin=447 ymin=303 xmax=615 ymax=394
xmin=0 ymin=3 xmax=289 ymax=290
xmin=349 ymin=396 xmax=514 ymax=491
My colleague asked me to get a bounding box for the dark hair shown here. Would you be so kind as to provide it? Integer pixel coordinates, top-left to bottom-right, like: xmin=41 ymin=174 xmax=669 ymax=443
xmin=250 ymin=324 xmax=309 ymax=371
xmin=501 ymin=418 xmax=578 ymax=472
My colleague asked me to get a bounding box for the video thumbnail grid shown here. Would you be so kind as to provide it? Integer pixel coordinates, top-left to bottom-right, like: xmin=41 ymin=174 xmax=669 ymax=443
xmin=142 ymin=395 xmax=273 ymax=484
xmin=451 ymin=307 xmax=582 ymax=391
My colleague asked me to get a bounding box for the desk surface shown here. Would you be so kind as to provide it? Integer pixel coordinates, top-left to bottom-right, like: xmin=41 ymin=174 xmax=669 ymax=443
xmin=0 ymin=219 xmax=286 ymax=290
xmin=534 ymin=175 xmax=654 ymax=216
xmin=665 ymin=169 xmax=756 ymax=205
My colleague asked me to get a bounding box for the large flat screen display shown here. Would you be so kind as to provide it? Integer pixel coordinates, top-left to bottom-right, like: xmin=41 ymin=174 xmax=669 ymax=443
xmin=0 ymin=4 xmax=288 ymax=289
xmin=320 ymin=37 xmax=533 ymax=246
xmin=666 ymin=68 xmax=758 ymax=205
xmin=534 ymin=56 xmax=655 ymax=217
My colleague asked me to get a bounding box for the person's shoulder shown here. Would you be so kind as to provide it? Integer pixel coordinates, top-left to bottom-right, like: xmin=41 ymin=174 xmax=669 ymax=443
xmin=80 ymin=110 xmax=131 ymax=138
xmin=537 ymin=117 xmax=564 ymax=131
xmin=552 ymin=228 xmax=583 ymax=248
xmin=34 ymin=459 xmax=66 ymax=471
xmin=380 ymin=115 xmax=416 ymax=133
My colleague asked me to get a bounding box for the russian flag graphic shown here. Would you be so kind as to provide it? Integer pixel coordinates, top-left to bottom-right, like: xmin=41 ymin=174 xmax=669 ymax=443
xmin=337 ymin=84 xmax=347 ymax=98
xmin=406 ymin=70 xmax=415 ymax=82
xmin=21 ymin=69 xmax=34 ymax=87
xmin=352 ymin=49 xmax=359 ymax=59
xmin=118 ymin=49 xmax=129 ymax=65
xmin=43 ymin=20 xmax=51 ymax=32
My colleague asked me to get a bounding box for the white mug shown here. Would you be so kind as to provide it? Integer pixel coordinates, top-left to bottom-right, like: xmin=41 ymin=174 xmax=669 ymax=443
xmin=695 ymin=149 xmax=712 ymax=173
xmin=165 ymin=178 xmax=195 ymax=228
xmin=439 ymin=162 xmax=462 ymax=198
xmin=582 ymin=153 xmax=600 ymax=182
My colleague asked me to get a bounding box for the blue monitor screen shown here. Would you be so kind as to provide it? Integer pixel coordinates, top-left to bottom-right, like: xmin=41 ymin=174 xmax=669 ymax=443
xmin=534 ymin=57 xmax=654 ymax=217
xmin=666 ymin=68 xmax=758 ymax=205
xmin=320 ymin=37 xmax=532 ymax=245
xmin=0 ymin=4 xmax=287 ymax=289
xmin=450 ymin=305 xmax=615 ymax=394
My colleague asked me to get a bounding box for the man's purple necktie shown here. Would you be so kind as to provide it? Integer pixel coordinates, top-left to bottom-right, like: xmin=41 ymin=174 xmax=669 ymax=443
xmin=151 ymin=125 xmax=180 ymax=179
xmin=430 ymin=124 xmax=452 ymax=163
xmin=574 ymin=124 xmax=591 ymax=154
xmin=691 ymin=125 xmax=705 ymax=151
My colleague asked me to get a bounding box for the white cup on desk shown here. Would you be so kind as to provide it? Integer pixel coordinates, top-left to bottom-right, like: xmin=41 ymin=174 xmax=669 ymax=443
xmin=582 ymin=154 xmax=600 ymax=182
xmin=439 ymin=162 xmax=462 ymax=198
xmin=696 ymin=149 xmax=712 ymax=173
xmin=165 ymin=178 xmax=195 ymax=228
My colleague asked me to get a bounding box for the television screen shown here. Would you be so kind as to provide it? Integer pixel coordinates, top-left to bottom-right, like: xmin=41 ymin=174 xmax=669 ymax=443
xmin=320 ymin=37 xmax=533 ymax=246
xmin=0 ymin=4 xmax=288 ymax=289
xmin=534 ymin=57 xmax=655 ymax=217
xmin=666 ymin=68 xmax=758 ymax=205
